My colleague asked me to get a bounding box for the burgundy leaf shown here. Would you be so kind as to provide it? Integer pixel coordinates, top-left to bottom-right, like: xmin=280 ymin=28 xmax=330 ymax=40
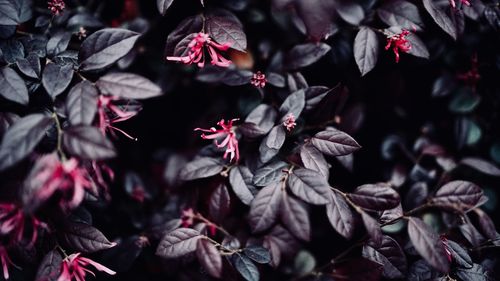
xmin=377 ymin=0 xmax=424 ymax=31
xmin=380 ymin=204 xmax=403 ymax=223
xmin=179 ymin=157 xmax=224 ymax=180
xmin=243 ymin=246 xmax=271 ymax=264
xmin=407 ymin=217 xmax=450 ymax=272
xmin=231 ymin=254 xmax=259 ymax=281
xmin=311 ymin=128 xmax=361 ymax=156
xmin=333 ymin=257 xmax=383 ymax=281
xmin=259 ymin=125 xmax=286 ymax=163
xmin=431 ymin=180 xmax=483 ymax=211
xmin=288 ymin=168 xmax=330 ymax=205
xmin=263 ymin=236 xmax=281 ymax=267
xmin=268 ymin=225 xmax=300 ymax=256
xmin=459 ymin=223 xmax=485 ymax=247
xmin=248 ymin=181 xmax=283 ymax=233
xmin=209 ymin=183 xmax=231 ymax=222
xmin=406 ymin=32 xmax=430 ymax=59
xmin=237 ymin=122 xmax=266 ymax=139
xmin=423 ymin=0 xmax=457 ymax=39
xmin=460 ymin=157 xmax=500 ymax=176
xmin=206 ymin=15 xmax=247 ymax=52
xmin=292 ymin=0 xmax=338 ymax=40
xmin=156 ymin=228 xmax=202 ymax=258
xmin=0 ymin=113 xmax=53 ymax=170
xmin=245 ymin=104 xmax=278 ymax=134
xmin=300 ymin=143 xmax=329 ymax=179
xmin=326 ymin=190 xmax=355 ymax=239
xmin=0 ymin=66 xmax=29 ymax=105
xmin=336 ymin=1 xmax=365 ymax=26
xmin=62 ymin=125 xmax=116 ymax=160
xmin=348 ymin=183 xmax=400 ymax=211
xmin=354 ymin=27 xmax=380 ymax=76
xmin=280 ymin=193 xmax=310 ymax=241
xmin=66 ymin=81 xmax=98 ymax=126
xmin=229 ymin=165 xmax=255 ymax=205
xmin=157 ymin=0 xmax=174 ymax=16
xmin=196 ymin=239 xmax=222 ymax=278
xmin=61 ymin=222 xmax=116 ymax=253
xmin=446 ymin=240 xmax=472 ymax=268
xmin=35 ymin=249 xmax=63 ymax=281
xmin=252 ymin=160 xmax=287 ymax=187
xmin=96 ymin=73 xmax=162 ymax=100
xmin=42 ymin=62 xmax=74 ymax=99
xmin=285 ymin=43 xmax=331 ymax=70
xmin=474 ymin=209 xmax=497 ymax=240
xmin=361 ymin=212 xmax=382 ymax=246
xmin=362 ymin=235 xmax=407 ymax=279
xmin=79 ymin=28 xmax=140 ymax=71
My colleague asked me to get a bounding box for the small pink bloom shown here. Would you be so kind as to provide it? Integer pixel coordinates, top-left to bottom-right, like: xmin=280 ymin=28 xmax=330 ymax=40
xmin=181 ymin=208 xmax=195 ymax=228
xmin=0 ymin=204 xmax=46 ymax=247
xmin=97 ymin=95 xmax=139 ymax=141
xmin=0 ymin=246 xmax=14 ymax=280
xmin=385 ymin=30 xmax=412 ymax=63
xmin=283 ymin=113 xmax=297 ymax=132
xmin=57 ymin=253 xmax=116 ymax=281
xmin=48 ymin=0 xmax=65 ymax=15
xmin=440 ymin=236 xmax=453 ymax=263
xmin=449 ymin=0 xmax=471 ymax=8
xmin=166 ymin=33 xmax=232 ymax=68
xmin=251 ymin=71 xmax=267 ymax=88
xmin=195 ymin=119 xmax=240 ymax=162
xmin=76 ymin=27 xmax=87 ymax=40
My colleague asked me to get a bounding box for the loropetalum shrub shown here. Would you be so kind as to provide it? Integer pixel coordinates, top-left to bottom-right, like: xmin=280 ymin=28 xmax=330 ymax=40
xmin=0 ymin=0 xmax=499 ymax=280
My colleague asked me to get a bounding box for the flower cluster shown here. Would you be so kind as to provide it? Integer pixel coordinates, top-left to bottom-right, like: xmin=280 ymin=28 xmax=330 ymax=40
xmin=97 ymin=95 xmax=139 ymax=141
xmin=250 ymin=71 xmax=267 ymax=88
xmin=283 ymin=113 xmax=297 ymax=132
xmin=166 ymin=33 xmax=232 ymax=68
xmin=195 ymin=118 xmax=240 ymax=162
xmin=48 ymin=0 xmax=65 ymax=15
xmin=385 ymin=30 xmax=412 ymax=63
xmin=57 ymin=253 xmax=116 ymax=281
xmin=0 ymin=204 xmax=46 ymax=247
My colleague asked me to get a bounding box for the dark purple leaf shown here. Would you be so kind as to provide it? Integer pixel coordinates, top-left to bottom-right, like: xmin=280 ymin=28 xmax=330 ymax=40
xmin=279 ymin=89 xmax=305 ymax=120
xmin=42 ymin=62 xmax=74 ymax=99
xmin=455 ymin=264 xmax=495 ymax=281
xmin=0 ymin=66 xmax=29 ymax=105
xmin=333 ymin=257 xmax=383 ymax=281
xmin=63 ymin=125 xmax=116 ymax=160
xmin=259 ymin=125 xmax=286 ymax=163
xmin=336 ymin=1 xmax=365 ymax=26
xmin=157 ymin=0 xmax=174 ymax=15
xmin=229 ymin=165 xmax=255 ymax=205
xmin=348 ymin=183 xmax=400 ymax=211
xmin=16 ymin=53 xmax=40 ymax=79
xmin=354 ymin=27 xmax=380 ymax=76
xmin=245 ymin=104 xmax=278 ymax=134
xmin=252 ymin=160 xmax=287 ymax=186
xmin=46 ymin=31 xmax=72 ymax=57
xmin=248 ymin=181 xmax=283 ymax=233
xmin=206 ymin=15 xmax=247 ymax=52
xmin=243 ymin=245 xmax=271 ymax=264
xmin=285 ymin=43 xmax=331 ymax=70
xmin=463 ymin=0 xmax=486 ymax=20
xmin=377 ymin=0 xmax=424 ymax=31
xmin=304 ymin=86 xmax=333 ymax=111
xmin=263 ymin=236 xmax=281 ymax=267
xmin=292 ymin=0 xmax=338 ymax=40
xmin=61 ymin=222 xmax=116 ymax=253
xmin=431 ymin=181 xmax=483 ymax=211
xmin=326 ymin=190 xmax=355 ymax=239
xmin=446 ymin=240 xmax=472 ymax=268
xmin=156 ymin=228 xmax=202 ymax=258
xmin=79 ymin=28 xmax=140 ymax=71
xmin=268 ymin=225 xmax=300 ymax=255
xmin=67 ymin=13 xmax=104 ymax=29
xmin=423 ymin=0 xmax=457 ymax=39
xmin=300 ymin=143 xmax=329 ymax=179
xmin=361 ymin=212 xmax=382 ymax=246
xmin=179 ymin=157 xmax=224 ymax=180
xmin=362 ymin=235 xmax=407 ymax=279
xmin=0 ymin=0 xmax=32 ymax=25
xmin=311 ymin=128 xmax=361 ymax=156
xmin=288 ymin=168 xmax=330 ymax=205
xmin=460 ymin=157 xmax=500 ymax=177
xmin=407 ymin=217 xmax=450 ymax=272
xmin=196 ymin=239 xmax=222 ymax=278
xmin=35 ymin=249 xmax=63 ymax=281
xmin=0 ymin=113 xmax=53 ymax=170
xmin=474 ymin=209 xmax=497 ymax=240
xmin=221 ymin=69 xmax=253 ymax=86
xmin=65 ymin=81 xmax=98 ymax=126
xmin=280 ymin=193 xmax=310 ymax=241
xmin=165 ymin=15 xmax=203 ymax=55
xmin=231 ymin=254 xmax=259 ymax=281
xmin=266 ymin=72 xmax=285 ymax=88
xmin=406 ymin=32 xmax=430 ymax=59
xmin=96 ymin=72 xmax=162 ymax=100
xmin=459 ymin=223 xmax=485 ymax=247
xmin=380 ymin=204 xmax=403 ymax=224
xmin=407 ymin=259 xmax=441 ymax=280
xmin=209 ymin=184 xmax=231 ymax=222
xmin=237 ymin=122 xmax=266 ymax=138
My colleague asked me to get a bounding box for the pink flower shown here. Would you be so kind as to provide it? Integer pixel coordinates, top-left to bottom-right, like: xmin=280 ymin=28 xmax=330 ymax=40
xmin=0 ymin=204 xmax=46 ymax=247
xmin=195 ymin=119 xmax=240 ymax=162
xmin=0 ymin=246 xmax=14 ymax=280
xmin=385 ymin=30 xmax=412 ymax=63
xmin=251 ymin=71 xmax=267 ymax=88
xmin=181 ymin=208 xmax=195 ymax=228
xmin=166 ymin=33 xmax=232 ymax=68
xmin=76 ymin=27 xmax=87 ymax=40
xmin=97 ymin=95 xmax=139 ymax=141
xmin=48 ymin=0 xmax=65 ymax=15
xmin=449 ymin=0 xmax=471 ymax=8
xmin=440 ymin=236 xmax=453 ymax=262
xmin=283 ymin=113 xmax=297 ymax=132
xmin=57 ymin=253 xmax=116 ymax=281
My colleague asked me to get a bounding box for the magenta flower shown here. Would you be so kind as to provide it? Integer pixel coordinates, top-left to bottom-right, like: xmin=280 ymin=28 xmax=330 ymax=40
xmin=195 ymin=118 xmax=240 ymax=162
xmin=283 ymin=113 xmax=297 ymax=132
xmin=0 ymin=204 xmax=46 ymax=247
xmin=251 ymin=71 xmax=267 ymax=88
xmin=440 ymin=236 xmax=453 ymax=263
xmin=0 ymin=246 xmax=14 ymax=280
xmin=166 ymin=32 xmax=232 ymax=68
xmin=181 ymin=208 xmax=195 ymax=228
xmin=385 ymin=30 xmax=412 ymax=63
xmin=449 ymin=0 xmax=471 ymax=8
xmin=48 ymin=0 xmax=65 ymax=15
xmin=97 ymin=95 xmax=139 ymax=141
xmin=57 ymin=253 xmax=116 ymax=281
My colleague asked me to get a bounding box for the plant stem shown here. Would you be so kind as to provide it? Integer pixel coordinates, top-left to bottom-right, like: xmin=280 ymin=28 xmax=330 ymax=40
xmin=52 ymin=111 xmax=67 ymax=162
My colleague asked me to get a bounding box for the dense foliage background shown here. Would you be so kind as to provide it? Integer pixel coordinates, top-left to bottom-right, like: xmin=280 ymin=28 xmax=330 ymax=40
xmin=0 ymin=0 xmax=499 ymax=280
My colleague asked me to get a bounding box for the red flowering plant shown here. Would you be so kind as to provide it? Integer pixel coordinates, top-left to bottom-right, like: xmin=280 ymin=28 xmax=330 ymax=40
xmin=0 ymin=0 xmax=499 ymax=281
